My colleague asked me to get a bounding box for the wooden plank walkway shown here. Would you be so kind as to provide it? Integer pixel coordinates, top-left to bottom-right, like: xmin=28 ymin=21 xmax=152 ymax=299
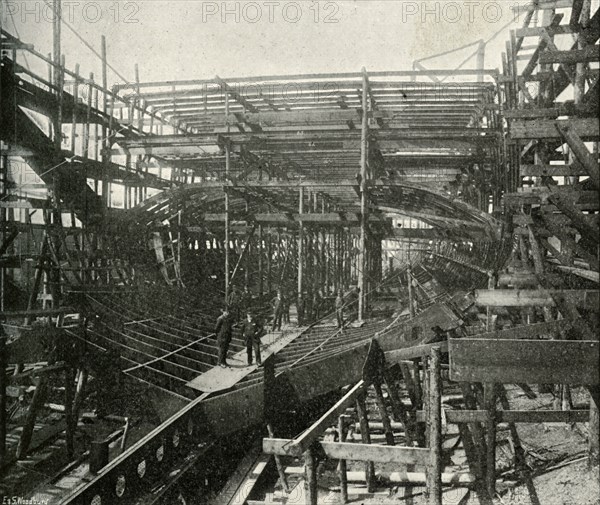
xmin=186 ymin=324 xmax=307 ymax=393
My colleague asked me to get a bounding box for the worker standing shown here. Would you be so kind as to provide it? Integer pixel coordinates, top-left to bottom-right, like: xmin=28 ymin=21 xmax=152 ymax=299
xmin=215 ymin=307 xmax=233 ymax=368
xmin=312 ymin=289 xmax=322 ymax=322
xmin=240 ymin=286 xmax=252 ymax=316
xmin=272 ymin=289 xmax=284 ymax=331
xmin=228 ymin=286 xmax=241 ymax=322
xmin=335 ymin=290 xmax=345 ymax=329
xmin=283 ymin=288 xmax=291 ymax=324
xmin=297 ymin=293 xmax=305 ymax=326
xmin=242 ymin=312 xmax=262 ymax=366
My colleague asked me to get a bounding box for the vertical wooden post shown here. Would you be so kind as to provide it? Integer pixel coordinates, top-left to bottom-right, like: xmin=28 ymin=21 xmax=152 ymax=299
xmin=484 ymin=382 xmax=497 ymax=497
xmin=224 ymin=89 xmax=230 ymax=303
xmin=0 ymin=155 xmax=6 ymax=313
xmin=460 ymin=383 xmax=487 ymax=478
xmin=0 ymin=323 xmax=7 ymax=465
xmin=267 ymin=424 xmax=290 ymax=493
xmin=423 ymin=358 xmax=430 ymax=448
xmin=427 ymin=347 xmax=442 ymax=505
xmin=304 ymin=446 xmax=318 ymax=505
xmin=486 ymin=271 xmax=495 ymax=331
xmin=497 ymin=385 xmax=526 ymax=468
xmin=258 ymin=225 xmax=264 ymax=296
xmin=356 ymin=393 xmax=375 ymax=492
xmin=70 ymin=63 xmax=80 ymax=155
xmin=72 ymin=368 xmax=88 ymax=423
xmin=93 ymin=86 xmax=99 ymax=167
xmin=53 ymin=0 xmax=62 ymax=150
xmin=64 ymin=366 xmax=75 ymax=459
xmin=16 ymin=377 xmax=49 ymax=459
xmin=298 ymin=187 xmax=304 ymax=302
xmin=399 ymin=362 xmax=417 ymax=407
xmin=358 ymin=68 xmax=369 ymax=322
xmin=337 ymin=415 xmax=349 ymax=504
xmin=412 ymin=359 xmax=423 ymax=409
xmin=407 ymin=266 xmax=415 ymax=318
xmin=100 ymin=35 xmax=108 ymax=207
xmin=589 ymin=396 xmax=599 ymax=467
xmin=373 ymin=382 xmax=395 ymax=446
xmin=83 ymin=73 xmax=93 ymax=159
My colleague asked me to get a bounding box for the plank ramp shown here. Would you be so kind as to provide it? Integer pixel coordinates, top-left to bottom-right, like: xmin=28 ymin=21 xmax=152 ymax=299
xmin=186 ymin=325 xmax=306 ymax=393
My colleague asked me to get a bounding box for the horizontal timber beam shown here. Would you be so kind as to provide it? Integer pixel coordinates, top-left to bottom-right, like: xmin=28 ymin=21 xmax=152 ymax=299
xmin=263 ymin=438 xmax=430 ymax=465
xmin=539 ymin=46 xmax=600 ymax=65
xmin=474 ymin=289 xmax=599 ymax=309
xmin=416 ymin=409 xmax=590 ymax=424
xmin=520 ymin=164 xmax=590 ymax=177
xmin=385 ymin=341 xmax=448 ymax=363
xmin=510 ymin=118 xmax=599 ymax=140
xmin=449 ymin=338 xmax=599 ymax=384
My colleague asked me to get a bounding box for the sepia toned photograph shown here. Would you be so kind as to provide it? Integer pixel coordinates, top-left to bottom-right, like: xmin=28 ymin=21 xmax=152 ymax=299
xmin=0 ymin=1 xmax=598 ymax=504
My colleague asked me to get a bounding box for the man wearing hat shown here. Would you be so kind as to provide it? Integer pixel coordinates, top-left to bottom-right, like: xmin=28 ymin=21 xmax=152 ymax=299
xmin=215 ymin=307 xmax=234 ymax=367
xmin=242 ymin=312 xmax=262 ymax=366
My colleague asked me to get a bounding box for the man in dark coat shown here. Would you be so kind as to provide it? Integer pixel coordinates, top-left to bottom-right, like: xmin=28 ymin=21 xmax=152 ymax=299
xmin=215 ymin=307 xmax=233 ymax=367
xmin=242 ymin=312 xmax=262 ymax=366
xmin=240 ymin=286 xmax=252 ymax=315
xmin=228 ymin=286 xmax=242 ymax=322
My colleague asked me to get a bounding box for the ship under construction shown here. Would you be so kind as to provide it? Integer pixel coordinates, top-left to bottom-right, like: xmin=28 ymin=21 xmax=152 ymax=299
xmin=0 ymin=1 xmax=599 ymax=504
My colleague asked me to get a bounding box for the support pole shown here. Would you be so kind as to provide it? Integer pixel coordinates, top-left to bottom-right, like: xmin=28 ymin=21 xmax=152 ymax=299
xmin=0 ymin=323 xmax=7 ymax=465
xmin=258 ymin=225 xmax=264 ymax=296
xmin=356 ymin=393 xmax=375 ymax=492
xmin=53 ymin=0 xmax=62 ymax=150
xmin=267 ymin=424 xmax=290 ymax=493
xmin=82 ymin=73 xmax=93 ymax=159
xmin=373 ymin=382 xmax=395 ymax=446
xmin=358 ymin=68 xmax=369 ymax=322
xmin=497 ymin=385 xmax=526 ymax=469
xmin=72 ymin=368 xmax=88 ymax=423
xmin=224 ymin=91 xmax=230 ymax=303
xmin=589 ymin=396 xmax=599 ymax=467
xmin=16 ymin=377 xmax=48 ymax=459
xmin=100 ymin=35 xmax=108 ymax=208
xmin=298 ymin=187 xmax=304 ymax=302
xmin=407 ymin=266 xmax=415 ymax=318
xmin=484 ymin=383 xmax=497 ymax=497
xmin=427 ymin=347 xmax=442 ymax=505
xmin=338 ymin=415 xmax=348 ymax=504
xmin=64 ymin=366 xmax=75 ymax=459
xmin=70 ymin=63 xmax=79 ymax=154
xmin=304 ymin=446 xmax=318 ymax=505
xmin=460 ymin=383 xmax=487 ymax=479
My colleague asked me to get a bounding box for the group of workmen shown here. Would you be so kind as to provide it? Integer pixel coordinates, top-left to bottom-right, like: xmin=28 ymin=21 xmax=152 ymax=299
xmin=215 ymin=306 xmax=263 ymax=368
xmin=214 ymin=286 xmax=358 ymax=368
